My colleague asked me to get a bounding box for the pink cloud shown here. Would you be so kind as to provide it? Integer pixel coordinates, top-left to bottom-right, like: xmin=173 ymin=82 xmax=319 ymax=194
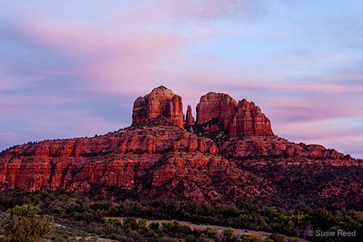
xmin=0 ymin=71 xmax=42 ymax=91
xmin=273 ymin=118 xmax=363 ymax=158
xmin=8 ymin=8 xmax=362 ymax=99
xmin=276 ymin=119 xmax=361 ymax=141
xmin=259 ymin=94 xmax=363 ymax=127
xmin=0 ymin=95 xmax=74 ymax=113
xmin=197 ymin=72 xmax=363 ymax=94
xmin=4 ymin=16 xmax=182 ymax=94
xmin=24 ymin=109 xmax=121 ymax=134
xmin=0 ymin=133 xmax=19 ymax=142
xmin=13 ymin=17 xmax=179 ymax=57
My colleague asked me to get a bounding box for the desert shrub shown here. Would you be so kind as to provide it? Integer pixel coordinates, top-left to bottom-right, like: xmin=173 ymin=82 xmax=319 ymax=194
xmin=186 ymin=234 xmax=196 ymax=242
xmin=197 ymin=237 xmax=215 ymax=242
xmin=123 ymin=217 xmax=139 ymax=230
xmin=149 ymin=222 xmax=160 ymax=231
xmin=205 ymin=227 xmax=218 ymax=239
xmin=267 ymin=233 xmax=285 ymax=242
xmin=240 ymin=233 xmax=259 ymax=242
xmin=291 ymin=237 xmax=300 ymax=242
xmin=81 ymin=211 xmax=94 ymax=222
xmin=128 ymin=230 xmax=142 ymax=241
xmin=0 ymin=204 xmax=54 ymax=242
xmin=223 ymin=227 xmax=234 ymax=241
xmin=146 ymin=229 xmax=158 ymax=238
xmin=160 ymin=236 xmax=179 ymax=242
xmin=104 ymin=218 xmax=122 ymax=227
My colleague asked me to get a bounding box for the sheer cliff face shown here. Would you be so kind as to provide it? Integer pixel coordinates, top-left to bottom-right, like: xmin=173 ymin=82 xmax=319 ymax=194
xmin=196 ymin=92 xmax=274 ymax=136
xmin=132 ymin=86 xmax=184 ymax=128
xmin=132 ymin=87 xmax=273 ymax=137
xmin=0 ymin=125 xmax=220 ymax=192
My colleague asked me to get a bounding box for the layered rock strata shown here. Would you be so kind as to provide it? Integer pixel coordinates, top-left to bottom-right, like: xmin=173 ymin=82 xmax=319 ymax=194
xmin=219 ymin=136 xmax=354 ymax=161
xmin=0 ymin=86 xmax=362 ymax=207
xmin=132 ymin=86 xmax=184 ymax=128
xmin=0 ymin=126 xmax=219 ymax=192
xmin=196 ymin=92 xmax=273 ymax=136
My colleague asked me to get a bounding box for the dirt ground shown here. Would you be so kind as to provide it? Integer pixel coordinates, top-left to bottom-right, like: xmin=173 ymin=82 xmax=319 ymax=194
xmin=109 ymin=217 xmax=273 ymax=240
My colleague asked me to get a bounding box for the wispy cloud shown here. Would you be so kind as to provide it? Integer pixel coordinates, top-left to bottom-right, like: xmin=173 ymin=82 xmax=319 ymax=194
xmin=0 ymin=15 xmax=186 ymax=97
xmin=160 ymin=0 xmax=271 ymax=20
xmin=274 ymin=118 xmax=363 ymax=158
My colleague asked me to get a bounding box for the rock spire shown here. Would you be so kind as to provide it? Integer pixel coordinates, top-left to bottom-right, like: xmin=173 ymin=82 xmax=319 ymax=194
xmin=132 ymin=86 xmax=184 ymax=128
xmin=185 ymin=105 xmax=195 ymax=125
xmin=132 ymin=87 xmax=274 ymax=136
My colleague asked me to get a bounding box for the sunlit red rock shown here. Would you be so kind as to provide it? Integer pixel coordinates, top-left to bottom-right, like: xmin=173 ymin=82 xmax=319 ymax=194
xmin=0 ymin=125 xmax=223 ymax=192
xmin=196 ymin=92 xmax=237 ymax=127
xmin=196 ymin=92 xmax=273 ymax=136
xmin=185 ymin=105 xmax=195 ymax=125
xmin=132 ymin=86 xmax=184 ymax=128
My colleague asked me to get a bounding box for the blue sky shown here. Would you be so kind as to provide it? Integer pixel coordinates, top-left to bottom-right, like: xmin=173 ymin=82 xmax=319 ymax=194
xmin=1 ymin=0 xmax=363 ymax=158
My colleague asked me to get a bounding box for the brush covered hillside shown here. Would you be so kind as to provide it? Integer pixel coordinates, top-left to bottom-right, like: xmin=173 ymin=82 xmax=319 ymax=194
xmin=0 ymin=86 xmax=362 ymax=210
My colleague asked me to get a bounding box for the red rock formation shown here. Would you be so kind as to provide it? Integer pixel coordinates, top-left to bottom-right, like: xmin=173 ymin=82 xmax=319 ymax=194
xmin=196 ymin=92 xmax=237 ymax=126
xmin=196 ymin=92 xmax=273 ymax=136
xmin=230 ymin=99 xmax=273 ymax=136
xmin=132 ymin=86 xmax=184 ymax=128
xmin=185 ymin=105 xmax=195 ymax=125
xmin=0 ymin=86 xmax=362 ymax=208
xmin=219 ymin=136 xmax=357 ymax=163
xmin=0 ymin=125 xmax=222 ymax=192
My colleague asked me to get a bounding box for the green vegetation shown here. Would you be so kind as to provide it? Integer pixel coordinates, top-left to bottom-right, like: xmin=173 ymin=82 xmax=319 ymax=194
xmin=223 ymin=227 xmax=234 ymax=241
xmin=0 ymin=190 xmax=361 ymax=241
xmin=0 ymin=204 xmax=54 ymax=242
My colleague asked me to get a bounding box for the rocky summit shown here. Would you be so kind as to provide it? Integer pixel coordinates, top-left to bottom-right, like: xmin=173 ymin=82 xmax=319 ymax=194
xmin=0 ymin=86 xmax=362 ymax=208
xmin=196 ymin=92 xmax=274 ymax=136
xmin=132 ymin=86 xmax=184 ymax=128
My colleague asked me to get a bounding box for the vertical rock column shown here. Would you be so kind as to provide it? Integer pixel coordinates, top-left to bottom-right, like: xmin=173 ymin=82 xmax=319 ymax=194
xmin=185 ymin=105 xmax=195 ymax=125
xmin=132 ymin=86 xmax=184 ymax=128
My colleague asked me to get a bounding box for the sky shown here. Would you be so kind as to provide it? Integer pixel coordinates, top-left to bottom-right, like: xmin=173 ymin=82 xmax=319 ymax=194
xmin=0 ymin=1 xmax=363 ymax=158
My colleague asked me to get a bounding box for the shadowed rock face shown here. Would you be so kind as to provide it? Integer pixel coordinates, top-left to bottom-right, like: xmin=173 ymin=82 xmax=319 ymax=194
xmin=132 ymin=86 xmax=184 ymax=128
xmin=196 ymin=92 xmax=274 ymax=136
xmin=185 ymin=105 xmax=195 ymax=125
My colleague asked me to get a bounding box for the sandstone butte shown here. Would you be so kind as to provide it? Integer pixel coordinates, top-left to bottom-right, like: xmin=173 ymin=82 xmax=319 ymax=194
xmin=0 ymin=86 xmax=362 ymax=207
